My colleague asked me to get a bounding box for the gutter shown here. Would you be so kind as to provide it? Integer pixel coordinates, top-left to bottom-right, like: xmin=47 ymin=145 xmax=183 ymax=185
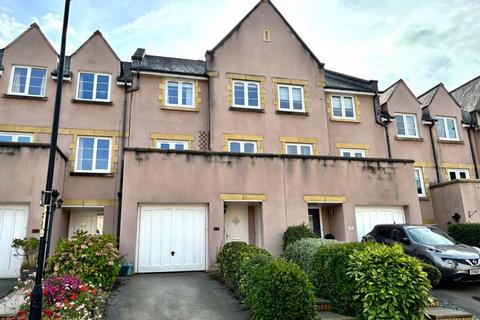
xmin=373 ymin=94 xmax=393 ymax=158
xmin=427 ymin=121 xmax=442 ymax=183
xmin=467 ymin=124 xmax=479 ymax=179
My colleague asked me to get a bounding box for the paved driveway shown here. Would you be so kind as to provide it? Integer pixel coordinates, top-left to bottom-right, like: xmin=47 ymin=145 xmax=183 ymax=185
xmin=0 ymin=279 xmax=17 ymax=299
xmin=433 ymin=282 xmax=480 ymax=317
xmin=106 ymin=272 xmax=249 ymax=320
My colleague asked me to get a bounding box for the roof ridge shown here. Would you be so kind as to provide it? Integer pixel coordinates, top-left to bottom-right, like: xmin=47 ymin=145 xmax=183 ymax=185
xmin=144 ymin=54 xmax=205 ymax=62
xmin=417 ymin=83 xmax=441 ymax=99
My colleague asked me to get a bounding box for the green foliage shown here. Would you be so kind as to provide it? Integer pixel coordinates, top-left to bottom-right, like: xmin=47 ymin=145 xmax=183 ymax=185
xmin=282 ymin=224 xmax=318 ymax=251
xmin=46 ymin=231 xmax=122 ymax=288
xmin=283 ymin=237 xmax=338 ymax=282
xmin=421 ymin=262 xmax=442 ymax=287
xmin=448 ymin=223 xmax=480 ymax=247
xmin=244 ymin=257 xmax=316 ymax=320
xmin=11 ymin=237 xmax=40 ymax=267
xmin=348 ymin=243 xmax=431 ymax=320
xmin=216 ymin=241 xmax=271 ymax=296
xmin=311 ymin=242 xmax=367 ymax=316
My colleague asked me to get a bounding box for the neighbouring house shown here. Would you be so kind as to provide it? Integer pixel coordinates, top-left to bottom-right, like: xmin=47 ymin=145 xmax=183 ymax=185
xmin=0 ymin=0 xmax=478 ymax=276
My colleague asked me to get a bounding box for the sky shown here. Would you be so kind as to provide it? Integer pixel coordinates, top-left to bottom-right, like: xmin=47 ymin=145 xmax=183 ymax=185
xmin=0 ymin=0 xmax=479 ymax=95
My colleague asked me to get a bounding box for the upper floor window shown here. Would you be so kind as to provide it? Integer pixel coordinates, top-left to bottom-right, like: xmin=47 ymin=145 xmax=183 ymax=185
xmin=448 ymin=169 xmax=469 ymax=181
xmin=156 ymin=140 xmax=188 ymax=151
xmin=436 ymin=117 xmax=459 ymax=141
xmin=228 ymin=140 xmax=257 ymax=153
xmin=77 ymin=72 xmax=111 ymax=101
xmin=414 ymin=168 xmax=426 ymax=197
xmin=9 ymin=66 xmax=47 ymax=96
xmin=395 ymin=113 xmax=419 ymax=138
xmin=0 ymin=132 xmax=33 ymax=143
xmin=340 ymin=149 xmax=365 ymax=158
xmin=278 ymin=85 xmax=304 ymax=112
xmin=286 ymin=143 xmax=313 ymax=155
xmin=166 ymin=80 xmax=194 ymax=108
xmin=233 ymin=81 xmax=260 ymax=109
xmin=75 ymin=136 xmax=111 ymax=173
xmin=331 ymin=95 xmax=356 ymax=120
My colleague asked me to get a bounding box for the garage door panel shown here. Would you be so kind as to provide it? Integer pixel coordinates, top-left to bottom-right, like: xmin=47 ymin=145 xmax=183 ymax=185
xmin=355 ymin=206 xmax=405 ymax=241
xmin=0 ymin=205 xmax=28 ymax=278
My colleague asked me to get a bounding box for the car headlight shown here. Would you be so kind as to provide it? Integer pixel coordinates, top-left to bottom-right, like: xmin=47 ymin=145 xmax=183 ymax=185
xmin=445 ymin=259 xmax=457 ymax=269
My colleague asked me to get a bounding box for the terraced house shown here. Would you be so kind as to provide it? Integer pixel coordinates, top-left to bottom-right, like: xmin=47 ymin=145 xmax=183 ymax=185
xmin=0 ymin=0 xmax=479 ymax=276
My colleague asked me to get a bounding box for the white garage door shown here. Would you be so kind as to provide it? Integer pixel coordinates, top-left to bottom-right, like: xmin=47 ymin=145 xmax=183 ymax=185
xmin=137 ymin=205 xmax=206 ymax=273
xmin=355 ymin=206 xmax=405 ymax=241
xmin=0 ymin=205 xmax=28 ymax=278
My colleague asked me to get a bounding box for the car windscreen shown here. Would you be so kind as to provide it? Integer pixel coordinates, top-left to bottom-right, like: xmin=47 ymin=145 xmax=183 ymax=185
xmin=407 ymin=227 xmax=455 ymax=245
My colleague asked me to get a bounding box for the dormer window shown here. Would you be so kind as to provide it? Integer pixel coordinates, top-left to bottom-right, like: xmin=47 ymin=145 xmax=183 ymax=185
xmin=77 ymin=72 xmax=111 ymax=102
xmin=436 ymin=117 xmax=459 ymax=141
xmin=331 ymin=95 xmax=356 ymax=120
xmin=9 ymin=66 xmax=47 ymax=96
xmin=395 ymin=113 xmax=419 ymax=138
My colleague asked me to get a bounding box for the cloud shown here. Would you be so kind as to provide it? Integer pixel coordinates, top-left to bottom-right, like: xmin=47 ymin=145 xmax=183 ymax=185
xmin=0 ymin=7 xmax=27 ymax=47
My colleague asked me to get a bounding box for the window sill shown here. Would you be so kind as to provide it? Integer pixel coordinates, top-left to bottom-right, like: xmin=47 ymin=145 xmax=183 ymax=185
xmin=229 ymin=106 xmax=265 ymax=113
xmin=3 ymin=93 xmax=48 ymax=101
xmin=71 ymin=99 xmax=113 ymax=106
xmin=395 ymin=136 xmax=424 ymax=142
xmin=276 ymin=110 xmax=309 ymax=116
xmin=437 ymin=139 xmax=464 ymax=144
xmin=161 ymin=105 xmax=199 ymax=112
xmin=330 ymin=117 xmax=360 ymax=123
xmin=70 ymin=172 xmax=114 ymax=177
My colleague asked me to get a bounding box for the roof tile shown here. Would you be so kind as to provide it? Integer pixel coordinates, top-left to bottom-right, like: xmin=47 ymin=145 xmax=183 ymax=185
xmin=451 ymin=76 xmax=480 ymax=113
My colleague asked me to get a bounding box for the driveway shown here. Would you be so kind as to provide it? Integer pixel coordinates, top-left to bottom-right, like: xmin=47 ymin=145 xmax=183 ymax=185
xmin=433 ymin=282 xmax=480 ymax=317
xmin=106 ymin=272 xmax=249 ymax=320
xmin=0 ymin=279 xmax=17 ymax=299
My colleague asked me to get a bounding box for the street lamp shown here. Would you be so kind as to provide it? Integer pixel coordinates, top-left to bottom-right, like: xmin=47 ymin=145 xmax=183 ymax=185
xmin=29 ymin=1 xmax=71 ymax=319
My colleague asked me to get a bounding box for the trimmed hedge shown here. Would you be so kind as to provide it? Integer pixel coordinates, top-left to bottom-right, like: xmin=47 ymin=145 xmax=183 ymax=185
xmin=348 ymin=244 xmax=431 ymax=319
xmin=245 ymin=256 xmax=316 ymax=320
xmin=283 ymin=238 xmax=337 ymax=282
xmin=282 ymin=224 xmax=318 ymax=251
xmin=216 ymin=241 xmax=270 ymax=296
xmin=421 ymin=262 xmax=442 ymax=287
xmin=448 ymin=223 xmax=480 ymax=247
xmin=311 ymin=242 xmax=367 ymax=316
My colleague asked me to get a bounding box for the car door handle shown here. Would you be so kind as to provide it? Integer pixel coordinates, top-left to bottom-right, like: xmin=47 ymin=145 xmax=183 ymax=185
xmin=171 ymin=251 xmax=175 ymax=256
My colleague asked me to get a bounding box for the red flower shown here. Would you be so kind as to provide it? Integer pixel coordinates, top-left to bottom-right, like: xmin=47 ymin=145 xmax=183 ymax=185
xmin=91 ymin=289 xmax=97 ymax=295
xmin=42 ymin=289 xmax=47 ymax=295
xmin=54 ymin=313 xmax=61 ymax=318
xmin=63 ymin=299 xmax=69 ymax=303
xmin=70 ymin=293 xmax=77 ymax=300
xmin=44 ymin=309 xmax=54 ymax=316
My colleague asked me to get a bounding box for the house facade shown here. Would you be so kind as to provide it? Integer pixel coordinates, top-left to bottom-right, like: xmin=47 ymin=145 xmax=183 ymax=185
xmin=0 ymin=0 xmax=478 ymax=275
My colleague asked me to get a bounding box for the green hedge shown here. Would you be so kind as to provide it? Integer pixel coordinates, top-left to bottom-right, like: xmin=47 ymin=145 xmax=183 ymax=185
xmin=282 ymin=224 xmax=318 ymax=251
xmin=448 ymin=223 xmax=480 ymax=247
xmin=311 ymin=242 xmax=367 ymax=316
xmin=348 ymin=243 xmax=430 ymax=319
xmin=283 ymin=237 xmax=337 ymax=282
xmin=216 ymin=241 xmax=270 ymax=297
xmin=245 ymin=256 xmax=316 ymax=320
xmin=421 ymin=262 xmax=442 ymax=287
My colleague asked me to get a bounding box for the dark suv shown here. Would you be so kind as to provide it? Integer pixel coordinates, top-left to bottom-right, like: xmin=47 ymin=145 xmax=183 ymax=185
xmin=363 ymin=224 xmax=480 ymax=281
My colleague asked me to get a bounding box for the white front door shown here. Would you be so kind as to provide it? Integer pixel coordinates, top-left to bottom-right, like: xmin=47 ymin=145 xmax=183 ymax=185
xmin=68 ymin=212 xmax=98 ymax=238
xmin=137 ymin=204 xmax=206 ymax=273
xmin=0 ymin=205 xmax=28 ymax=278
xmin=355 ymin=206 xmax=406 ymax=241
xmin=225 ymin=206 xmax=249 ymax=243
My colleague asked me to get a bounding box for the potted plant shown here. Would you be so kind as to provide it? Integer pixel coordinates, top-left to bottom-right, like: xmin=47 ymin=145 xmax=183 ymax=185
xmin=11 ymin=237 xmax=40 ymax=281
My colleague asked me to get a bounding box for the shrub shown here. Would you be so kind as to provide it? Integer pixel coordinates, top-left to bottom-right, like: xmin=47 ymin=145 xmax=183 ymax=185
xmin=283 ymin=237 xmax=337 ymax=281
xmin=282 ymin=224 xmax=318 ymax=251
xmin=46 ymin=231 xmax=122 ymax=288
xmin=448 ymin=223 xmax=480 ymax=247
xmin=11 ymin=237 xmax=40 ymax=267
xmin=348 ymin=243 xmax=431 ymax=320
xmin=216 ymin=241 xmax=271 ymax=296
xmin=245 ymin=257 xmax=316 ymax=320
xmin=421 ymin=262 xmax=442 ymax=287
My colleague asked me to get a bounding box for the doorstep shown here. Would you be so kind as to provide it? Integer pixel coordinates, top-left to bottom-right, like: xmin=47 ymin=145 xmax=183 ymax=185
xmin=0 ymin=289 xmax=25 ymax=318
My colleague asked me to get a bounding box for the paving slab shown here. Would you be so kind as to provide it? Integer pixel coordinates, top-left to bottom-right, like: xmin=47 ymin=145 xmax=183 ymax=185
xmin=0 ymin=289 xmax=25 ymax=317
xmin=427 ymin=307 xmax=473 ymax=319
xmin=316 ymin=311 xmax=354 ymax=320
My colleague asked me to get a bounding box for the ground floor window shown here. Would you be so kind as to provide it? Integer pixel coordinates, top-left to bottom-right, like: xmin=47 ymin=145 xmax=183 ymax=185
xmin=414 ymin=168 xmax=426 ymax=197
xmin=0 ymin=132 xmax=33 ymax=142
xmin=285 ymin=143 xmax=313 ymax=155
xmin=228 ymin=140 xmax=257 ymax=153
xmin=156 ymin=140 xmax=189 ymax=150
xmin=447 ymin=169 xmax=469 ymax=180
xmin=340 ymin=148 xmax=365 ymax=158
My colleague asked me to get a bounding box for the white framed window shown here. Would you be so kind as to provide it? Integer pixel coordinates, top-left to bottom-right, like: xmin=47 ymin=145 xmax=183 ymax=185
xmin=232 ymin=80 xmax=260 ymax=109
xmin=166 ymin=80 xmax=194 ymax=108
xmin=156 ymin=140 xmax=189 ymax=151
xmin=340 ymin=149 xmax=366 ymax=158
xmin=228 ymin=140 xmax=257 ymax=153
xmin=285 ymin=143 xmax=313 ymax=155
xmin=395 ymin=113 xmax=419 ymax=138
xmin=414 ymin=168 xmax=426 ymax=197
xmin=436 ymin=117 xmax=459 ymax=141
xmin=278 ymin=85 xmax=304 ymax=112
xmin=447 ymin=169 xmax=469 ymax=181
xmin=0 ymin=132 xmax=33 ymax=143
xmin=8 ymin=66 xmax=47 ymax=96
xmin=77 ymin=72 xmax=111 ymax=101
xmin=75 ymin=136 xmax=112 ymax=173
xmin=331 ymin=95 xmax=356 ymax=120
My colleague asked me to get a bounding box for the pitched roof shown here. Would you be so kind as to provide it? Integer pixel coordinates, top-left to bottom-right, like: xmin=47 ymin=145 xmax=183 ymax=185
xmin=207 ymin=0 xmax=324 ymax=70
xmin=450 ymin=75 xmax=480 ymax=113
xmin=324 ymin=69 xmax=378 ymax=93
xmin=71 ymin=30 xmax=120 ymax=61
xmin=379 ymin=80 xmax=400 ymax=105
xmin=138 ymin=54 xmax=206 ymax=76
xmin=417 ymin=84 xmax=441 ymax=107
xmin=5 ymin=23 xmax=58 ymax=56
xmin=0 ymin=48 xmax=4 ymax=71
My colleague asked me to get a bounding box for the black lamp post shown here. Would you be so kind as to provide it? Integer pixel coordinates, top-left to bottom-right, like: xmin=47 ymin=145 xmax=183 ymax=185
xmin=29 ymin=0 xmax=71 ymax=319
